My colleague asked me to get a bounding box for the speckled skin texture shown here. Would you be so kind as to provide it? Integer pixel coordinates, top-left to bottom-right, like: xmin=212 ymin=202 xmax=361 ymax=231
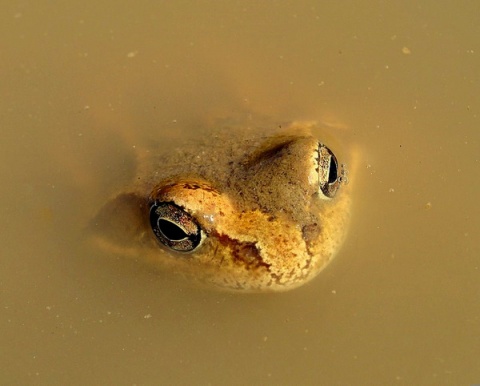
xmin=89 ymin=123 xmax=352 ymax=292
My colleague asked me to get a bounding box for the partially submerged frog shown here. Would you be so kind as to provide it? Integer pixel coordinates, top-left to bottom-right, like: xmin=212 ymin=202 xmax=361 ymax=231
xmin=89 ymin=122 xmax=352 ymax=292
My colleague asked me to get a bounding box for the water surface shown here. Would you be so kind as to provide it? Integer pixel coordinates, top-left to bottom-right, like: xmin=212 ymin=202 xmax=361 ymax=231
xmin=1 ymin=1 xmax=479 ymax=385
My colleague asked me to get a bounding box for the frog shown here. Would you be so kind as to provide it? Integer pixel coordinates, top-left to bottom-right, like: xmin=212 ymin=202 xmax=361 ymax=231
xmin=88 ymin=121 xmax=352 ymax=292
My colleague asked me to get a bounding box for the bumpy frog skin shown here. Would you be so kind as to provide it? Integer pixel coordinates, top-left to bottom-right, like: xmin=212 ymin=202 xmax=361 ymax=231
xmin=89 ymin=122 xmax=352 ymax=292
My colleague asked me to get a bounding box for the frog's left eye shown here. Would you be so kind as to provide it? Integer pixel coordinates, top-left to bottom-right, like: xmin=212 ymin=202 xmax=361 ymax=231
xmin=149 ymin=201 xmax=204 ymax=252
xmin=317 ymin=143 xmax=347 ymax=199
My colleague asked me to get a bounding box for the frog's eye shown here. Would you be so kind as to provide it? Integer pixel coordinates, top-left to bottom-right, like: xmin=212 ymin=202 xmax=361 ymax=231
xmin=149 ymin=201 xmax=203 ymax=252
xmin=317 ymin=144 xmax=347 ymax=199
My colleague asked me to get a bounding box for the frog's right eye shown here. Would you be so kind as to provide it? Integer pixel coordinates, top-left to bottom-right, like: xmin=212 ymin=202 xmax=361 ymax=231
xmin=149 ymin=201 xmax=204 ymax=252
xmin=317 ymin=143 xmax=348 ymax=199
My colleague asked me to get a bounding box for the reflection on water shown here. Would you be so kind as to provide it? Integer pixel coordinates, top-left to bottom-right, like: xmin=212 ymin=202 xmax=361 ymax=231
xmin=1 ymin=1 xmax=479 ymax=385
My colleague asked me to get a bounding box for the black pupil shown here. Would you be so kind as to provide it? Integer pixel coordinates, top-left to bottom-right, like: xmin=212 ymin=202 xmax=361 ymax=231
xmin=159 ymin=219 xmax=188 ymax=240
xmin=328 ymin=157 xmax=338 ymax=184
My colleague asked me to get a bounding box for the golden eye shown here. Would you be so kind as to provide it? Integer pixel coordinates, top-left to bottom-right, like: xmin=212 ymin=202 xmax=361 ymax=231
xmin=149 ymin=201 xmax=204 ymax=252
xmin=317 ymin=143 xmax=347 ymax=199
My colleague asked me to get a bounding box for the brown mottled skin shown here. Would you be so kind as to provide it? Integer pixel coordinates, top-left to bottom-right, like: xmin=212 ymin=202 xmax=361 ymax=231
xmin=89 ymin=122 xmax=353 ymax=292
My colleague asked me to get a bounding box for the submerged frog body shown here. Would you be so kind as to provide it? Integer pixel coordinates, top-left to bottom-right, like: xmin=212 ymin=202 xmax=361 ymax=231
xmin=90 ymin=123 xmax=352 ymax=292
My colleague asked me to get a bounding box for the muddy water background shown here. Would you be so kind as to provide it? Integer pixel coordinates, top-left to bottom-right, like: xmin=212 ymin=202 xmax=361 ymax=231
xmin=1 ymin=1 xmax=479 ymax=385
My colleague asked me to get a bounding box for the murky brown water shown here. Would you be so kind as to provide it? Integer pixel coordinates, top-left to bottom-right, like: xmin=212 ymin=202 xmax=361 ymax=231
xmin=1 ymin=1 xmax=479 ymax=385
